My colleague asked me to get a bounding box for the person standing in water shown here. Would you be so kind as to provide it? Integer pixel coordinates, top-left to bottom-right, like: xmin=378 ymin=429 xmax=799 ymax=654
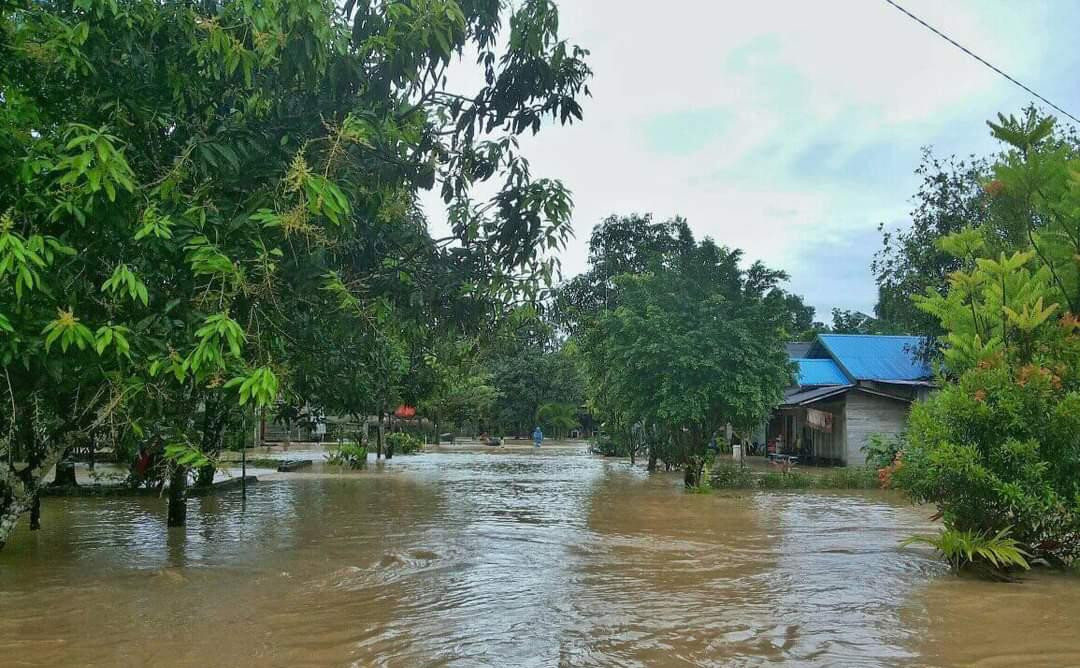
xmin=532 ymin=426 xmax=543 ymax=448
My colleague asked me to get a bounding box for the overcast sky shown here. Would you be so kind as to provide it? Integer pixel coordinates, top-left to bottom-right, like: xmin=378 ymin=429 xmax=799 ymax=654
xmin=424 ymin=0 xmax=1080 ymax=322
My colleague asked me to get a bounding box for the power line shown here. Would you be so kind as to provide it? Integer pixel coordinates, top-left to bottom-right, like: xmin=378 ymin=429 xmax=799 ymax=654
xmin=882 ymin=0 xmax=1080 ymax=126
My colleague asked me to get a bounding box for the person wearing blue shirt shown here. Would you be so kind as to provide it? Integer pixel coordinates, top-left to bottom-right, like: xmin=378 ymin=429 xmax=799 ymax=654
xmin=532 ymin=426 xmax=543 ymax=448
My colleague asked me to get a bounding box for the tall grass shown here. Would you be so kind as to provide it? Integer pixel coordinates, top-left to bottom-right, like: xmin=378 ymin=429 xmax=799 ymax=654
xmin=710 ymin=463 xmax=879 ymax=490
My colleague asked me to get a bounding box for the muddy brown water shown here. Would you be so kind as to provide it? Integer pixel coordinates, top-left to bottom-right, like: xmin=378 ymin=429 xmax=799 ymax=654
xmin=2 ymin=446 xmax=1079 ymax=667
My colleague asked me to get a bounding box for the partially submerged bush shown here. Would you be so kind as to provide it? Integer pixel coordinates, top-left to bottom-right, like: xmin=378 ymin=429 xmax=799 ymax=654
xmin=894 ymin=362 xmax=1080 ymax=566
xmin=709 ymin=463 xmax=879 ymax=490
xmin=862 ymin=433 xmax=904 ymax=470
xmin=326 ymin=442 xmax=368 ymax=469
xmin=589 ymin=436 xmax=628 ymax=457
xmin=816 ymin=467 xmax=880 ymax=489
xmin=710 ymin=462 xmax=757 ymax=489
xmin=902 ymin=526 xmax=1030 ymax=577
xmin=386 ymin=432 xmax=423 ymax=456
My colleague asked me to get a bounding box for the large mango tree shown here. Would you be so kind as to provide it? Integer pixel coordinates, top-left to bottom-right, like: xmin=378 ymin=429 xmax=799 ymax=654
xmin=0 ymin=0 xmax=589 ymax=548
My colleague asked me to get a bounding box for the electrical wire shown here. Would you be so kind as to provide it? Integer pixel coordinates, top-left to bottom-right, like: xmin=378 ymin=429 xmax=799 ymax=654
xmin=882 ymin=0 xmax=1080 ymax=126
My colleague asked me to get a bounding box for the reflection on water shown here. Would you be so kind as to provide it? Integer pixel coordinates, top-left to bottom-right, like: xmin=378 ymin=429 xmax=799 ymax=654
xmin=1 ymin=448 xmax=1078 ymax=667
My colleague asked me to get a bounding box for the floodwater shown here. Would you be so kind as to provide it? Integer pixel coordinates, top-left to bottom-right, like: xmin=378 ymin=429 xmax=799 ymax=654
xmin=2 ymin=446 xmax=1079 ymax=667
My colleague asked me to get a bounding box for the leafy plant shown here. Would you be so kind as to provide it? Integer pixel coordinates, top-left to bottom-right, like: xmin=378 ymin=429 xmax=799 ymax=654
xmin=893 ymin=110 xmax=1080 ymax=567
xmin=326 ymin=442 xmax=368 ymax=470
xmin=901 ymin=526 xmax=1030 ymax=576
xmin=862 ymin=433 xmax=904 ymax=470
xmin=709 ymin=462 xmax=757 ymax=489
xmin=386 ymin=432 xmax=423 ymax=456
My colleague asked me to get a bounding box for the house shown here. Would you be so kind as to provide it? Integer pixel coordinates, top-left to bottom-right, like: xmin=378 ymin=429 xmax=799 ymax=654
xmin=768 ymin=334 xmax=933 ymax=466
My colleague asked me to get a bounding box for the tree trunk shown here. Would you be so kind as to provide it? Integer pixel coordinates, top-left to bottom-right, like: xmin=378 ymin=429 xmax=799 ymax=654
xmin=683 ymin=456 xmax=705 ymax=488
xmin=28 ymin=494 xmax=41 ymax=531
xmin=647 ymin=443 xmax=658 ymax=472
xmin=195 ymin=465 xmax=215 ymax=488
xmin=167 ymin=466 xmax=188 ymax=527
xmin=376 ymin=412 xmax=385 ymax=459
xmin=0 ymin=444 xmax=68 ymax=550
xmin=0 ymin=495 xmax=33 ymax=551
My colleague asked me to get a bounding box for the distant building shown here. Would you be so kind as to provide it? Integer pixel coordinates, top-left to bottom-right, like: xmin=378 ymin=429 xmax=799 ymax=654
xmin=769 ymin=334 xmax=933 ymax=466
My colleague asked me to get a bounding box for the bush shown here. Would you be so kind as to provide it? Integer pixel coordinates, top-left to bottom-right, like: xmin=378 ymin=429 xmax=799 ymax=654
xmin=902 ymin=525 xmax=1030 ymax=577
xmin=894 ymin=364 xmax=1080 ymax=566
xmin=326 ymin=442 xmax=368 ymax=469
xmin=386 ymin=432 xmax=423 ymax=455
xmin=709 ymin=463 xmax=879 ymax=490
xmin=589 ymin=436 xmax=628 ymax=457
xmin=862 ymin=433 xmax=904 ymax=470
xmin=759 ymin=471 xmax=814 ymax=489
xmin=710 ymin=462 xmax=757 ymax=489
xmin=815 ymin=467 xmax=879 ymax=489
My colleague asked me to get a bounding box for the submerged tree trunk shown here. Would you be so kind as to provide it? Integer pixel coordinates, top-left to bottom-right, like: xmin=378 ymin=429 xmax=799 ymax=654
xmin=683 ymin=455 xmax=705 ymax=488
xmin=195 ymin=465 xmax=215 ymax=488
xmin=376 ymin=411 xmax=385 ymax=459
xmin=0 ymin=495 xmax=33 ymax=551
xmin=28 ymin=494 xmax=41 ymax=531
xmin=646 ymin=440 xmax=658 ymax=472
xmin=0 ymin=436 xmax=68 ymax=550
xmin=167 ymin=466 xmax=188 ymax=527
xmin=195 ymin=396 xmax=229 ymax=488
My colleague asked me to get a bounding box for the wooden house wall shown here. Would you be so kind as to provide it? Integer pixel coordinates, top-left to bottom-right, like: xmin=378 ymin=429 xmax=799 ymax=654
xmin=844 ymin=391 xmax=911 ymax=466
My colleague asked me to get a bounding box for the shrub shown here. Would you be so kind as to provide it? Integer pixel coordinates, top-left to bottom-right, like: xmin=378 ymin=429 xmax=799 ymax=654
xmin=710 ymin=463 xmax=879 ymax=490
xmin=759 ymin=471 xmax=814 ymax=489
xmin=816 ymin=467 xmax=879 ymax=489
xmin=894 ymin=364 xmax=1080 ymax=565
xmin=902 ymin=525 xmax=1030 ymax=577
xmin=589 ymin=436 xmax=628 ymax=457
xmin=710 ymin=462 xmax=757 ymax=489
xmin=862 ymin=433 xmax=904 ymax=470
xmin=386 ymin=432 xmax=423 ymax=455
xmin=326 ymin=442 xmax=368 ymax=469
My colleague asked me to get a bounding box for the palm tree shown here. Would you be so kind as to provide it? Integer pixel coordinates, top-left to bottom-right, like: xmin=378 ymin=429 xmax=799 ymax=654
xmin=535 ymin=402 xmax=580 ymax=440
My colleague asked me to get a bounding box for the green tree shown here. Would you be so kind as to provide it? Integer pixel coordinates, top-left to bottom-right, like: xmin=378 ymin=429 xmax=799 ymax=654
xmin=484 ymin=316 xmax=584 ymax=435
xmin=0 ymin=0 xmax=590 ymax=547
xmin=579 ymin=237 xmax=792 ymax=487
xmin=535 ymin=401 xmax=578 ymax=439
xmin=895 ymin=113 xmax=1080 ymax=568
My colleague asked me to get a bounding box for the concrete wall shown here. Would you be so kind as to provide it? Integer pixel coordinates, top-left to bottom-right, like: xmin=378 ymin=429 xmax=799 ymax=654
xmin=844 ymin=391 xmax=911 ymax=466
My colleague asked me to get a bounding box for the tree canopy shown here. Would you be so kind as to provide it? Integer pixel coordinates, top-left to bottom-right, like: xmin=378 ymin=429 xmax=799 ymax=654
xmin=0 ymin=0 xmax=590 ymax=547
xmin=575 ymin=223 xmax=793 ymax=486
xmin=894 ymin=111 xmax=1080 ymax=568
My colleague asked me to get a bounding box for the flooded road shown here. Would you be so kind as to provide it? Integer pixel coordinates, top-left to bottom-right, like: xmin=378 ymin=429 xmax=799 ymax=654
xmin=2 ymin=446 xmax=1079 ymax=666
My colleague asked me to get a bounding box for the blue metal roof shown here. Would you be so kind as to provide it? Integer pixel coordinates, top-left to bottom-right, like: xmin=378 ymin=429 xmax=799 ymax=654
xmin=814 ymin=334 xmax=931 ymax=382
xmin=793 ymin=358 xmax=850 ymax=386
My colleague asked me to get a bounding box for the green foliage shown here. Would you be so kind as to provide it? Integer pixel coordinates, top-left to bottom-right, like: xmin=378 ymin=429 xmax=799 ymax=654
xmin=577 ymin=225 xmax=793 ymax=484
xmin=386 ymin=431 xmax=423 ymax=455
xmin=0 ymin=0 xmax=591 ymax=543
xmin=484 ymin=317 xmax=584 ymax=435
xmin=709 ymin=462 xmax=757 ymax=489
xmin=901 ymin=526 xmax=1030 ymax=575
xmin=710 ymin=463 xmax=879 ymax=490
xmin=894 ymin=110 xmax=1080 ymax=567
xmin=862 ymin=433 xmax=904 ymax=470
xmin=535 ymin=401 xmax=579 ymax=437
xmin=326 ymin=442 xmax=369 ymax=469
xmin=589 ymin=435 xmax=629 ymax=458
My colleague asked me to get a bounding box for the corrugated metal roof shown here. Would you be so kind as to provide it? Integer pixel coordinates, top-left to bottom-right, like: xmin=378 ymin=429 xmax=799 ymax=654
xmin=781 ymin=384 xmax=853 ymax=406
xmin=814 ymin=334 xmax=932 ymax=382
xmin=793 ymin=358 xmax=849 ymax=386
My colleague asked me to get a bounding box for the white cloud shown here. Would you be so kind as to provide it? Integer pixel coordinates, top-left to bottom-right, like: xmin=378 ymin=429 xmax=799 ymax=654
xmin=422 ymin=0 xmax=1080 ymax=319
